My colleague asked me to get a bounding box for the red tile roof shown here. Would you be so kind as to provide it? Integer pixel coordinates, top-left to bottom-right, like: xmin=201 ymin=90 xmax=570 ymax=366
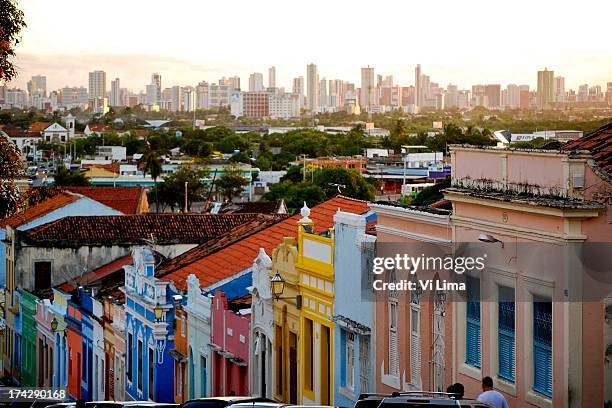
xmin=65 ymin=186 xmax=145 ymax=214
xmin=0 ymin=192 xmax=80 ymax=228
xmin=57 ymin=254 xmax=132 ymax=300
xmin=88 ymin=124 xmax=114 ymax=132
xmin=28 ymin=122 xmax=52 ymax=133
xmin=161 ymin=196 xmax=370 ymax=291
xmin=562 ymin=122 xmax=612 ymax=175
xmin=22 ymin=213 xmax=267 ymax=246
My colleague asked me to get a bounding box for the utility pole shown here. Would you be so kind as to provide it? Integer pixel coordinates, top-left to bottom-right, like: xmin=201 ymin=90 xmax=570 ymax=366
xmin=184 ymin=181 xmax=188 ymax=213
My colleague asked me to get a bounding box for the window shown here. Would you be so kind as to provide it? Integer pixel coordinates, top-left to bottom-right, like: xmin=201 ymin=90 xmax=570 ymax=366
xmin=410 ymin=304 xmax=421 ymax=386
xmin=345 ymin=331 xmax=355 ymax=390
xmin=533 ymin=299 xmax=552 ymax=397
xmin=34 ymin=261 xmax=52 ymax=291
xmin=388 ymin=299 xmax=399 ymax=376
xmin=498 ymin=286 xmax=515 ymax=382
xmin=304 ymin=318 xmax=314 ymax=391
xmin=466 ymin=276 xmax=481 ymax=367
xmin=137 ymin=339 xmax=143 ymax=391
xmin=359 ymin=336 xmax=370 ymax=392
xmin=127 ymin=333 xmax=133 ymax=380
xmin=148 ymin=347 xmax=154 ymax=400
xmin=275 ymin=325 xmax=283 ymax=397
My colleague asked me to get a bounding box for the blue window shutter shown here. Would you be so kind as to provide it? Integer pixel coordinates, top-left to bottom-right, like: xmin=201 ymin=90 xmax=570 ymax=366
xmin=498 ymin=287 xmax=515 ymax=382
xmin=340 ymin=330 xmax=346 ymax=386
xmin=533 ymin=300 xmax=552 ymax=397
xmin=466 ymin=277 xmax=481 ymax=367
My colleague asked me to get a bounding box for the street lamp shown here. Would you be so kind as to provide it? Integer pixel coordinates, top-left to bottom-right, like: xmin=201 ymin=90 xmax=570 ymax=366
xmin=153 ymin=303 xmax=164 ymax=322
xmin=270 ymin=272 xmax=301 ymax=309
xmin=270 ymin=272 xmax=285 ymax=299
xmin=51 ymin=317 xmax=59 ymax=332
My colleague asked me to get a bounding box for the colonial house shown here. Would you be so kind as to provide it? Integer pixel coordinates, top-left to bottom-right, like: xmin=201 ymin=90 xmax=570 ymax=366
xmin=42 ymin=123 xmax=69 ymax=143
xmin=123 ymin=248 xmax=179 ymax=402
xmin=210 ymin=291 xmax=251 ymax=396
xmin=332 ymin=210 xmax=377 ymax=407
xmin=84 ymin=124 xmax=115 ymax=137
xmin=444 ymin=124 xmax=611 ymax=408
xmin=249 ymin=249 xmax=275 ymax=399
xmin=370 ymin=203 xmax=452 ymax=395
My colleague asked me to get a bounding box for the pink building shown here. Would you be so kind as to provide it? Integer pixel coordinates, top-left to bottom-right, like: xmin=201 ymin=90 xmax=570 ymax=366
xmin=210 ymin=291 xmax=251 ymax=397
xmin=371 ymin=203 xmax=454 ymax=394
xmin=444 ymin=125 xmax=611 ymax=407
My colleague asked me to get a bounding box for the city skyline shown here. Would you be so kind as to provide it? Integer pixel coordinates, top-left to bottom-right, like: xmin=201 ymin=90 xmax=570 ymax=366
xmin=9 ymin=0 xmax=612 ymax=91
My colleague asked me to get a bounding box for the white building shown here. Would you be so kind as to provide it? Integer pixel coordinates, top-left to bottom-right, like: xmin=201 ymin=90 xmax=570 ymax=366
xmin=269 ymin=93 xmax=300 ymax=119
xmin=307 ymin=63 xmax=319 ymax=112
xmin=42 ymin=123 xmax=69 ymax=143
xmin=110 ymin=78 xmax=122 ymax=107
xmin=268 ymin=66 xmax=276 ymax=89
xmin=88 ymin=70 xmax=106 ymax=99
xmin=249 ymin=72 xmax=265 ymax=92
xmin=95 ymin=145 xmax=127 ymax=161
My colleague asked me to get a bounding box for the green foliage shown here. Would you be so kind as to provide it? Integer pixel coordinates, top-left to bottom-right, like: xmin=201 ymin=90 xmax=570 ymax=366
xmin=263 ymin=167 xmax=375 ymax=213
xmin=215 ymin=168 xmax=250 ymax=202
xmin=411 ymin=177 xmax=450 ymax=206
xmin=0 ymin=0 xmax=27 ymax=82
xmin=151 ymin=166 xmax=209 ymax=212
xmin=0 ymin=135 xmax=25 ymax=218
xmin=53 ymin=166 xmax=91 ymax=187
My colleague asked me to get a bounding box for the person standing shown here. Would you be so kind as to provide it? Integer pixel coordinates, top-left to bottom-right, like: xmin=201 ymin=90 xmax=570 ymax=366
xmin=478 ymin=376 xmax=510 ymax=408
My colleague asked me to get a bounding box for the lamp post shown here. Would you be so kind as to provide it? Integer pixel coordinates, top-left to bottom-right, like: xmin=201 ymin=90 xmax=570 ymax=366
xmin=51 ymin=317 xmax=59 ymax=332
xmin=153 ymin=303 xmax=164 ymax=322
xmin=270 ymin=272 xmax=301 ymax=309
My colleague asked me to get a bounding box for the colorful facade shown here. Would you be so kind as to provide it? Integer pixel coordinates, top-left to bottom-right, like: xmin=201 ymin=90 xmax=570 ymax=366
xmin=185 ymin=274 xmax=212 ymax=400
xmin=66 ymin=297 xmax=83 ymax=400
xmin=172 ymin=297 xmax=189 ymax=403
xmin=332 ymin=210 xmax=377 ymax=407
xmin=50 ymin=289 xmax=69 ymax=390
xmin=124 ymin=248 xmax=177 ymax=402
xmin=20 ymin=290 xmax=39 ymax=387
xmin=102 ymin=296 xmax=126 ymax=401
xmin=210 ymin=291 xmax=250 ymax=396
xmin=34 ymin=298 xmax=55 ymax=387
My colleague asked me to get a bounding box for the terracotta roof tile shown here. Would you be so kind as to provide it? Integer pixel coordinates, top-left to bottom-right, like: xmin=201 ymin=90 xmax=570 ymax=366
xmin=562 ymin=122 xmax=612 ymax=175
xmin=64 ymin=186 xmax=145 ymax=214
xmin=22 ymin=213 xmax=264 ymax=246
xmin=88 ymin=124 xmax=114 ymax=132
xmin=28 ymin=122 xmax=52 ymax=133
xmin=0 ymin=192 xmax=80 ymax=228
xmin=161 ymin=196 xmax=369 ymax=291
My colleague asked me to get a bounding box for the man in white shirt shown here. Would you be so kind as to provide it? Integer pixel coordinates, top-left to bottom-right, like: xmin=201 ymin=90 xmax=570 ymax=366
xmin=478 ymin=376 xmax=510 ymax=408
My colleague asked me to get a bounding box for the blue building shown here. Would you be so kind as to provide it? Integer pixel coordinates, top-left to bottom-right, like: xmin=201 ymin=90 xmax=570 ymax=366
xmin=124 ymin=248 xmax=180 ymax=402
xmin=80 ymin=290 xmax=105 ymax=401
xmin=50 ymin=289 xmax=70 ymax=390
xmin=332 ymin=210 xmax=377 ymax=407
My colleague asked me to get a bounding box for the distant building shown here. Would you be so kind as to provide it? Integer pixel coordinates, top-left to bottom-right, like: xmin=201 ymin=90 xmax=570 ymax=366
xmin=537 ymin=68 xmax=555 ymax=108
xmin=88 ymin=70 xmax=106 ymax=99
xmin=249 ymin=73 xmax=265 ymax=92
xmin=268 ymin=66 xmax=276 ymax=89
xmin=110 ymin=78 xmax=122 ymax=107
xmin=307 ymin=63 xmax=319 ymax=112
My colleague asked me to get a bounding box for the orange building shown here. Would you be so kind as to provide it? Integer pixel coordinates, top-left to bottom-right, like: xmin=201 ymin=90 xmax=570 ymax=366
xmin=172 ymin=302 xmax=189 ymax=403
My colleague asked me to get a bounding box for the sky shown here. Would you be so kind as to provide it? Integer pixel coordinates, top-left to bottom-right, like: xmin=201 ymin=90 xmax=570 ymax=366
xmin=10 ymin=0 xmax=612 ymax=92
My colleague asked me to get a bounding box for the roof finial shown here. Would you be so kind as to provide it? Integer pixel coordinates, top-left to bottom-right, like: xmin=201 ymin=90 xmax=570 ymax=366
xmin=299 ymin=201 xmax=311 ymax=223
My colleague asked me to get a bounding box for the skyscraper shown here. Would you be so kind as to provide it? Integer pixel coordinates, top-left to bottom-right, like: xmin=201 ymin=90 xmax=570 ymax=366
xmin=249 ymin=73 xmax=264 ymax=92
xmin=293 ymin=76 xmax=305 ymax=108
xmin=415 ymin=64 xmax=422 ymax=109
xmin=27 ymin=75 xmax=47 ymax=97
xmin=484 ymin=84 xmax=501 ymax=109
xmin=268 ymin=66 xmax=276 ymax=89
xmin=319 ymin=78 xmax=328 ymax=108
xmin=88 ymin=70 xmax=106 ymax=99
xmin=110 ymin=78 xmax=121 ymax=107
xmin=555 ymin=76 xmax=566 ymax=102
xmin=307 ymin=63 xmax=319 ymax=112
xmin=150 ymin=73 xmax=162 ymax=104
xmin=506 ymin=84 xmax=520 ymax=109
xmin=360 ymin=66 xmax=376 ymax=111
xmin=537 ymin=68 xmax=555 ymax=108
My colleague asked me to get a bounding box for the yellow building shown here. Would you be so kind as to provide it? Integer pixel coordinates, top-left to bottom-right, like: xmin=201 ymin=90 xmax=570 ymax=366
xmin=272 ymin=205 xmax=335 ymax=405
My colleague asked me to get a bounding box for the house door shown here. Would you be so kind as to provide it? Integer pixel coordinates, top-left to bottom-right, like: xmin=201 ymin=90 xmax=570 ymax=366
xmin=289 ymin=333 xmax=297 ymax=404
xmin=320 ymin=326 xmax=330 ymax=405
xmin=200 ymin=356 xmax=207 ymax=397
xmin=431 ymin=291 xmax=445 ymax=392
xmin=260 ymin=343 xmax=266 ymax=397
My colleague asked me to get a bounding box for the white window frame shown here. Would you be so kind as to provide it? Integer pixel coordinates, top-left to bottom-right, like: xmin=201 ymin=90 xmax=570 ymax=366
xmin=409 ymin=302 xmax=421 ymax=388
xmin=346 ymin=331 xmax=355 ymax=391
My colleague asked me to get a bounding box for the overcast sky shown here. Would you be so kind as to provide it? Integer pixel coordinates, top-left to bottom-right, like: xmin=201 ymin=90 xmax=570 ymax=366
xmin=10 ymin=0 xmax=612 ymax=92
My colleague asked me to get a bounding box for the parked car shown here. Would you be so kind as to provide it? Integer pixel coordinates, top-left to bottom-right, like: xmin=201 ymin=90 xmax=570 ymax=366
xmin=231 ymin=403 xmax=291 ymax=408
xmin=356 ymin=392 xmax=492 ymax=408
xmin=181 ymin=397 xmax=273 ymax=408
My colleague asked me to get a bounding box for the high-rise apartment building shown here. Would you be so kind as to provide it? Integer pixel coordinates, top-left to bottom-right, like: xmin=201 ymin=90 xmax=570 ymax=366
xmin=360 ymin=66 xmax=376 ymax=111
xmin=293 ymin=76 xmax=305 ymax=108
xmin=196 ymin=81 xmax=210 ymax=110
xmin=268 ymin=66 xmax=276 ymax=89
xmin=319 ymin=78 xmax=328 ymax=108
xmin=182 ymin=87 xmax=195 ymax=112
xmin=555 ymin=76 xmax=565 ymax=102
xmin=88 ymin=70 xmax=106 ymax=99
xmin=249 ymin=73 xmax=264 ymax=92
xmin=27 ymin=75 xmax=47 ymax=97
xmin=519 ymin=85 xmax=530 ymax=109
xmin=110 ymin=78 xmax=122 ymax=107
xmin=537 ymin=68 xmax=555 ymax=108
xmin=306 ymin=63 xmax=319 ymax=112
xmin=415 ymin=64 xmax=422 ymax=109
xmin=506 ymin=84 xmax=520 ymax=109
xmin=445 ymin=84 xmax=458 ymax=108
xmin=484 ymin=84 xmax=501 ymax=109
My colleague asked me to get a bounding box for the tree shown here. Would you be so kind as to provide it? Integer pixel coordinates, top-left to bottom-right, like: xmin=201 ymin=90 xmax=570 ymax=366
xmin=153 ymin=166 xmax=209 ymax=212
xmin=0 ymin=0 xmax=27 ymax=82
xmin=216 ymin=168 xmax=249 ymax=202
xmin=141 ymin=147 xmax=163 ymax=211
xmin=53 ymin=166 xmax=91 ymax=187
xmin=0 ymin=136 xmax=25 ymax=218
xmin=262 ymin=181 xmax=326 ymax=213
xmin=411 ymin=177 xmax=450 ymax=206
xmin=313 ymin=167 xmax=376 ymax=201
